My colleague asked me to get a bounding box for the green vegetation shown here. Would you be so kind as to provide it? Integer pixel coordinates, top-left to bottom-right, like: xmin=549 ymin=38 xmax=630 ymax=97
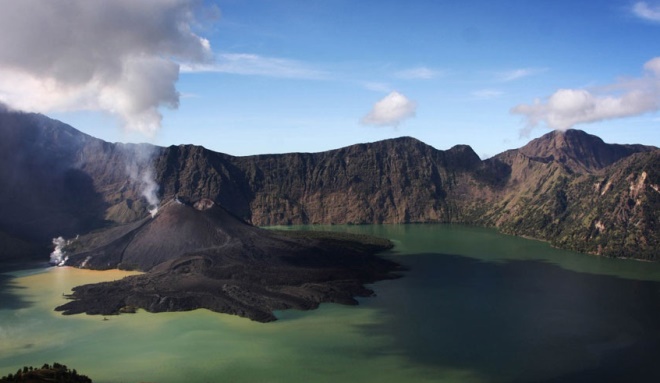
xmin=0 ymin=363 xmax=91 ymax=383
xmin=486 ymin=151 xmax=660 ymax=260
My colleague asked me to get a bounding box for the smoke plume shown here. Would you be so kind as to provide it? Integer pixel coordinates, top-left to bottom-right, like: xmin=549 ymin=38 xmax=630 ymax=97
xmin=0 ymin=0 xmax=213 ymax=136
xmin=512 ymin=57 xmax=660 ymax=135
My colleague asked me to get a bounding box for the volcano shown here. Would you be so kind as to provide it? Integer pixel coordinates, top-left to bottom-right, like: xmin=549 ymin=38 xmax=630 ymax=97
xmin=55 ymin=198 xmax=401 ymax=322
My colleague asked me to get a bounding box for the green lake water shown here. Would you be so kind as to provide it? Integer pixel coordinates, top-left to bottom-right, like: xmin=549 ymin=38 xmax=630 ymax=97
xmin=2 ymin=224 xmax=660 ymax=382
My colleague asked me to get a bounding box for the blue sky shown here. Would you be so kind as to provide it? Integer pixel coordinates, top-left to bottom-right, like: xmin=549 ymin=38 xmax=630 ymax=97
xmin=3 ymin=0 xmax=660 ymax=157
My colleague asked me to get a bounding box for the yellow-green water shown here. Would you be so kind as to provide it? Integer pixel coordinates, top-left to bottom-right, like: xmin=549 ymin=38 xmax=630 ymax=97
xmin=0 ymin=267 xmax=473 ymax=383
xmin=2 ymin=224 xmax=660 ymax=382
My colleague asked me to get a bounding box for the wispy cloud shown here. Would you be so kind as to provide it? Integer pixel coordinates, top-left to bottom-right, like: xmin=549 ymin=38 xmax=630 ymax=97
xmin=394 ymin=66 xmax=442 ymax=80
xmin=179 ymin=92 xmax=200 ymax=99
xmin=362 ymin=81 xmax=392 ymax=92
xmin=471 ymin=89 xmax=504 ymax=100
xmin=181 ymin=53 xmax=328 ymax=80
xmin=496 ymin=67 xmax=547 ymax=82
xmin=511 ymin=57 xmax=660 ymax=135
xmin=632 ymin=1 xmax=660 ymax=22
xmin=361 ymin=91 xmax=417 ymax=127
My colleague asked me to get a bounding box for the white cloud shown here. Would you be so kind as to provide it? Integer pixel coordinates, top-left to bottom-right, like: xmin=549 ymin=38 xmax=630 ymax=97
xmin=511 ymin=57 xmax=660 ymax=134
xmin=181 ymin=53 xmax=327 ymax=80
xmin=394 ymin=67 xmax=441 ymax=80
xmin=472 ymin=89 xmax=504 ymax=100
xmin=0 ymin=0 xmax=212 ymax=137
xmin=497 ymin=68 xmax=547 ymax=82
xmin=361 ymin=91 xmax=417 ymax=127
xmin=633 ymin=2 xmax=660 ymax=22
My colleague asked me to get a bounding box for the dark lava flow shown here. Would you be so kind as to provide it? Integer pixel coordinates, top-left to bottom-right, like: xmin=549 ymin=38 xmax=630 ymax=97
xmin=55 ymin=198 xmax=402 ymax=322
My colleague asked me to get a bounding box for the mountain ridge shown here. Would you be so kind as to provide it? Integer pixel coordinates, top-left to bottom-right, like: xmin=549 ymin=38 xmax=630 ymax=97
xmin=0 ymin=110 xmax=658 ymax=260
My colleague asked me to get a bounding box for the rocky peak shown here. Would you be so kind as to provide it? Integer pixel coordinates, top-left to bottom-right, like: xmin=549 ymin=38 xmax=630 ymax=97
xmin=445 ymin=144 xmax=482 ymax=169
xmin=518 ymin=129 xmax=654 ymax=173
xmin=339 ymin=136 xmax=436 ymax=156
xmin=521 ymin=129 xmax=601 ymax=157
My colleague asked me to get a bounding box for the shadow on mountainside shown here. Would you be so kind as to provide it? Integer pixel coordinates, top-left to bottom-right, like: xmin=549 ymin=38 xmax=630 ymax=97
xmin=0 ymin=168 xmax=109 ymax=251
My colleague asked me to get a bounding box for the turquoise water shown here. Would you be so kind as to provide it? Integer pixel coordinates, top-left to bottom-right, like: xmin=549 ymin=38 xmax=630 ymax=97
xmin=2 ymin=224 xmax=660 ymax=382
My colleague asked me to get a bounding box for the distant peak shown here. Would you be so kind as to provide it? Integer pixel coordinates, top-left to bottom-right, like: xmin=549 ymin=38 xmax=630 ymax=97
xmin=375 ymin=136 xmax=426 ymax=145
xmin=341 ymin=136 xmax=436 ymax=153
xmin=524 ymin=129 xmax=602 ymax=152
xmin=518 ymin=129 xmax=649 ymax=172
xmin=541 ymin=128 xmax=599 ymax=142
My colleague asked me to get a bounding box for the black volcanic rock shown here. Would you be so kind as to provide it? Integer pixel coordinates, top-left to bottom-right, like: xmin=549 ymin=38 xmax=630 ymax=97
xmin=56 ymin=198 xmax=401 ymax=321
xmin=65 ymin=198 xmax=250 ymax=271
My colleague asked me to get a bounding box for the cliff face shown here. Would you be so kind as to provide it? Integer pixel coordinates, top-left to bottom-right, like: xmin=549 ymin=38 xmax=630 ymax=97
xmin=233 ymin=139 xmax=484 ymax=225
xmin=1 ymin=110 xmax=658 ymax=260
xmin=148 ymin=137 xmax=487 ymax=226
xmin=477 ymin=131 xmax=658 ymax=259
xmin=538 ymin=151 xmax=659 ymax=259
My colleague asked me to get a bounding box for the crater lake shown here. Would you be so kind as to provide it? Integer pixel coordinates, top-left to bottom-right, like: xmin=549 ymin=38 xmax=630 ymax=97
xmin=2 ymin=224 xmax=660 ymax=383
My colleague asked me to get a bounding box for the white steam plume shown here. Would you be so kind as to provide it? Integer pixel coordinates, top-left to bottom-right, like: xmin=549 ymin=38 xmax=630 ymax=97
xmin=361 ymin=91 xmax=417 ymax=127
xmin=512 ymin=57 xmax=660 ymax=135
xmin=142 ymin=168 xmax=161 ymax=218
xmin=125 ymin=145 xmax=161 ymax=217
xmin=49 ymin=237 xmax=69 ymax=266
xmin=0 ymin=0 xmax=213 ymax=136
